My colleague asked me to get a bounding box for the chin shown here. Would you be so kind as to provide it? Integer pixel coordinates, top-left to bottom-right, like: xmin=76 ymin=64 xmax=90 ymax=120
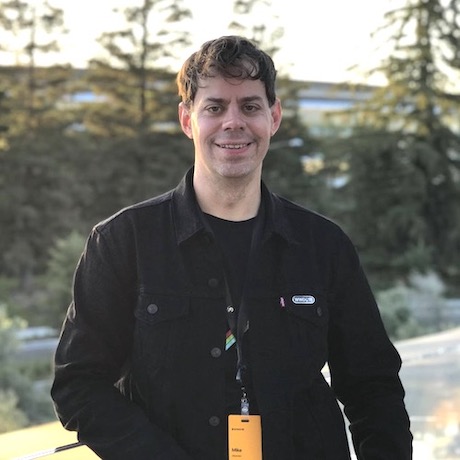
xmin=218 ymin=164 xmax=256 ymax=179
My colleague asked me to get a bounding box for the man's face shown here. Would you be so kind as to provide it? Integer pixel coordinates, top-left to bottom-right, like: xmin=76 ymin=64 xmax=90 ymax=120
xmin=179 ymin=76 xmax=282 ymax=182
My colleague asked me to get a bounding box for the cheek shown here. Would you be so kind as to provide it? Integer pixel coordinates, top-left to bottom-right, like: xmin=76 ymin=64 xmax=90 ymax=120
xmin=193 ymin=118 xmax=217 ymax=141
xmin=190 ymin=121 xmax=202 ymax=141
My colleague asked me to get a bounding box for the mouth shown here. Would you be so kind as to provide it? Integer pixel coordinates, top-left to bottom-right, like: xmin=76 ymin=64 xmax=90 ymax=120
xmin=216 ymin=142 xmax=251 ymax=150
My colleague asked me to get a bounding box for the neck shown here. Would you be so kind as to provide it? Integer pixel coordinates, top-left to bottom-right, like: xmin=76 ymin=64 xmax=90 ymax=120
xmin=193 ymin=172 xmax=261 ymax=221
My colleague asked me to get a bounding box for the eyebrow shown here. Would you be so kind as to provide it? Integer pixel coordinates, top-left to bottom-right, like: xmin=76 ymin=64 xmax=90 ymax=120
xmin=204 ymin=95 xmax=264 ymax=105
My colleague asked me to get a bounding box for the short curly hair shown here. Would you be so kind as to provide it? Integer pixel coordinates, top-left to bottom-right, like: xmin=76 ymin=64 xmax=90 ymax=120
xmin=176 ymin=35 xmax=277 ymax=108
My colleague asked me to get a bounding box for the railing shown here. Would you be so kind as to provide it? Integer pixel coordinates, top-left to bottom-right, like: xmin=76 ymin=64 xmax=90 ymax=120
xmin=13 ymin=442 xmax=83 ymax=460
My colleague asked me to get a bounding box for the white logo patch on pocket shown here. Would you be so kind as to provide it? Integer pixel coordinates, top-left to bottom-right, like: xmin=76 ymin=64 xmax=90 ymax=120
xmin=292 ymin=295 xmax=316 ymax=305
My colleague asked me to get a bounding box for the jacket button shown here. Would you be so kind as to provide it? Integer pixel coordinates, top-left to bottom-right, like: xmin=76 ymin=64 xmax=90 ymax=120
xmin=147 ymin=304 xmax=159 ymax=314
xmin=209 ymin=416 xmax=220 ymax=427
xmin=316 ymin=306 xmax=323 ymax=317
xmin=210 ymin=347 xmax=222 ymax=358
xmin=227 ymin=306 xmax=234 ymax=313
xmin=208 ymin=278 xmax=219 ymax=288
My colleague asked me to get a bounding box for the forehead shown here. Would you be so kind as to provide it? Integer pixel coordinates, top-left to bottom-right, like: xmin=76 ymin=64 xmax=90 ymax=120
xmin=194 ymin=76 xmax=267 ymax=103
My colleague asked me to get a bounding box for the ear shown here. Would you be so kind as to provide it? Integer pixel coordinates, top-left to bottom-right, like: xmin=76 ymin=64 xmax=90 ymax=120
xmin=270 ymin=98 xmax=283 ymax=137
xmin=178 ymin=102 xmax=193 ymax=139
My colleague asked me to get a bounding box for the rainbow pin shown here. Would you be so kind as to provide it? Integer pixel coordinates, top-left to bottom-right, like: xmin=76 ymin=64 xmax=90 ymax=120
xmin=225 ymin=329 xmax=236 ymax=350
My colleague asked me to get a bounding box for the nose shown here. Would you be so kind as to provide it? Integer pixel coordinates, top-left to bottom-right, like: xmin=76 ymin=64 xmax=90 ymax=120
xmin=222 ymin=105 xmax=246 ymax=130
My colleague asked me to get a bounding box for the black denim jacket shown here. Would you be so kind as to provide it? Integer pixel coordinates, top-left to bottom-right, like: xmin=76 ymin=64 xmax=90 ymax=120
xmin=51 ymin=168 xmax=412 ymax=460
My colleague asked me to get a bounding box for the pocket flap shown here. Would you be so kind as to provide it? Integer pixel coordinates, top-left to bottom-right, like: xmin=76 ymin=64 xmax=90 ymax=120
xmin=135 ymin=294 xmax=189 ymax=325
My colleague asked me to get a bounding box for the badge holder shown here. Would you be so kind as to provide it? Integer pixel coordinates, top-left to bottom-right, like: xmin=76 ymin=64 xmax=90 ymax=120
xmin=228 ymin=390 xmax=262 ymax=460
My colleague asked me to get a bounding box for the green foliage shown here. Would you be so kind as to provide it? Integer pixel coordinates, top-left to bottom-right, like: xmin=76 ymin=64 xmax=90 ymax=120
xmin=406 ymin=270 xmax=450 ymax=331
xmin=327 ymin=0 xmax=460 ymax=290
xmin=0 ymin=132 xmax=83 ymax=278
xmin=377 ymin=284 xmax=425 ymax=340
xmin=262 ymin=78 xmax=323 ymax=209
xmin=337 ymin=130 xmax=431 ymax=287
xmin=38 ymin=231 xmax=86 ymax=328
xmin=85 ymin=0 xmax=191 ymax=138
xmin=0 ymin=0 xmax=80 ymax=286
xmin=0 ymin=365 xmax=55 ymax=431
xmin=377 ymin=270 xmax=450 ymax=340
xmin=0 ymin=1 xmax=70 ymax=135
xmin=0 ymin=304 xmax=25 ymax=359
xmin=0 ymin=305 xmax=54 ymax=433
xmin=0 ymin=390 xmax=28 ymax=433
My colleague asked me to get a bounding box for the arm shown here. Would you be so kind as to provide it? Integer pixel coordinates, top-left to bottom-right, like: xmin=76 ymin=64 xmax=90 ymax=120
xmin=327 ymin=231 xmax=413 ymax=460
xmin=51 ymin=226 xmax=191 ymax=460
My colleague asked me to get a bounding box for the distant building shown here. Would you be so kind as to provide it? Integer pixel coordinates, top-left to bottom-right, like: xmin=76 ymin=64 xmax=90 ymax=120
xmin=1 ymin=64 xmax=380 ymax=137
xmin=295 ymin=81 xmax=375 ymax=137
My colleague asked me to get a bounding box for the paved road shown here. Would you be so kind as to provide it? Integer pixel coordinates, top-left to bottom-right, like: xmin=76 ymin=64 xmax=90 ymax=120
xmin=396 ymin=327 xmax=460 ymax=459
xmin=16 ymin=337 xmax=59 ymax=363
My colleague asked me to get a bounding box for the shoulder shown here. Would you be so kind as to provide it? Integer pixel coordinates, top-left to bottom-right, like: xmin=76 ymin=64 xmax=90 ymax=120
xmin=269 ymin=192 xmax=361 ymax=264
xmin=272 ymin=195 xmax=370 ymax=290
xmin=273 ymin=193 xmax=345 ymax=238
xmin=94 ymin=189 xmax=174 ymax=235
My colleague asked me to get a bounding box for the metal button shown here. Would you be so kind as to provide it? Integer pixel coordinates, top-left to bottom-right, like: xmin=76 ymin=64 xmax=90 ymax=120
xmin=208 ymin=278 xmax=219 ymax=288
xmin=210 ymin=347 xmax=222 ymax=358
xmin=227 ymin=306 xmax=235 ymax=313
xmin=147 ymin=303 xmax=159 ymax=314
xmin=209 ymin=416 xmax=220 ymax=426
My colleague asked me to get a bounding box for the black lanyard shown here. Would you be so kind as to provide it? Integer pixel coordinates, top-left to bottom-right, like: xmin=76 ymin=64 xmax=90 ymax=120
xmin=221 ymin=205 xmax=264 ymax=414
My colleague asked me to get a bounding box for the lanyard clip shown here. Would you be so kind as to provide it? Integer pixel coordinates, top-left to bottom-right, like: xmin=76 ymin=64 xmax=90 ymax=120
xmin=241 ymin=389 xmax=250 ymax=415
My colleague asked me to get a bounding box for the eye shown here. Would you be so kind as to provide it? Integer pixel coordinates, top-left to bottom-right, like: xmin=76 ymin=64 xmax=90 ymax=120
xmin=206 ymin=105 xmax=222 ymax=114
xmin=243 ymin=103 xmax=259 ymax=114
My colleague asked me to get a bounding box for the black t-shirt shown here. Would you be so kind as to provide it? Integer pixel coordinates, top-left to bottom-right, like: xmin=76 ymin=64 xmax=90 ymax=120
xmin=205 ymin=213 xmax=255 ymax=306
xmin=204 ymin=213 xmax=258 ymax=415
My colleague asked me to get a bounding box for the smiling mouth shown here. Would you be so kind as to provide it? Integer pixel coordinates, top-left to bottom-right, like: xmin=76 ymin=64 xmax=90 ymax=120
xmin=216 ymin=142 xmax=251 ymax=149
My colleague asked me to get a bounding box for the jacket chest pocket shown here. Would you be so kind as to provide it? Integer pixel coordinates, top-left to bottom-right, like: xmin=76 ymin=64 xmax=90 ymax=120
xmin=133 ymin=293 xmax=190 ymax=372
xmin=282 ymin=291 xmax=329 ymax=366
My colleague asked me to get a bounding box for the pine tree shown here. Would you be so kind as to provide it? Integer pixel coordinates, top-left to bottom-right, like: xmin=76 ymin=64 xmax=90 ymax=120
xmin=75 ymin=0 xmax=194 ymax=204
xmin=340 ymin=0 xmax=460 ymax=290
xmin=84 ymin=0 xmax=192 ymax=138
xmin=0 ymin=0 xmax=76 ymax=281
xmin=229 ymin=0 xmax=284 ymax=60
xmin=0 ymin=0 xmax=71 ymax=134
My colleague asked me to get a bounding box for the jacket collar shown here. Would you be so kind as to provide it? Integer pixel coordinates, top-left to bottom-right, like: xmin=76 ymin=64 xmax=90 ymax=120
xmin=172 ymin=167 xmax=296 ymax=245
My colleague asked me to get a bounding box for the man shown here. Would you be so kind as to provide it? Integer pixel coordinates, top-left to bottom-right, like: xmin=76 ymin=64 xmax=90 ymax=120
xmin=51 ymin=35 xmax=413 ymax=459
